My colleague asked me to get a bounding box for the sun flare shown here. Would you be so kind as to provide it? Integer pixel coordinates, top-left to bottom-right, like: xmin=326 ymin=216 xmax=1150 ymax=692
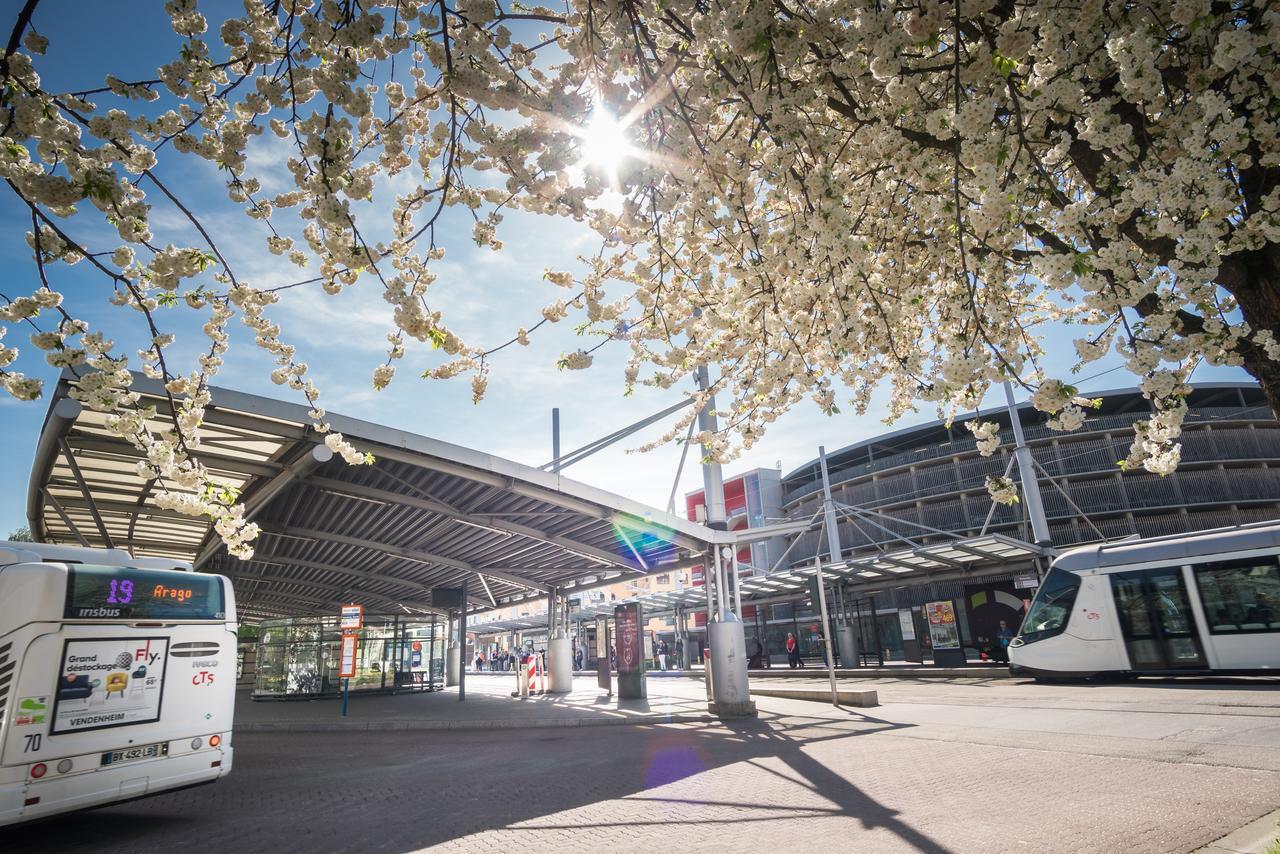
xmin=578 ymin=110 xmax=633 ymax=178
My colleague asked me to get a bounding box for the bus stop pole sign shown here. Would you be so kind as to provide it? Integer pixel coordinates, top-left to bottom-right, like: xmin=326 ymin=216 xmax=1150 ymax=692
xmin=340 ymin=604 xmax=364 ymax=632
xmin=339 ymin=604 xmax=362 ymax=716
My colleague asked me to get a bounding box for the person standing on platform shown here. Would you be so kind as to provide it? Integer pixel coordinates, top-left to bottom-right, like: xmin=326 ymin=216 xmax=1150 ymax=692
xmin=786 ymin=632 xmax=801 ymax=668
xmin=995 ymin=620 xmax=1015 ymax=664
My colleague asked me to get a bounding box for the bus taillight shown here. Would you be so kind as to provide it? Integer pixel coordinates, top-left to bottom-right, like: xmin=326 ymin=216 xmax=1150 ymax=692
xmin=209 ymin=734 xmax=221 ymax=748
xmin=30 ymin=763 xmax=47 ymax=779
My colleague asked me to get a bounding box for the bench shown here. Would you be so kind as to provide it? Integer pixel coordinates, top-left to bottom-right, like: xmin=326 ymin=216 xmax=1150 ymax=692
xmin=393 ymin=671 xmax=433 ymax=693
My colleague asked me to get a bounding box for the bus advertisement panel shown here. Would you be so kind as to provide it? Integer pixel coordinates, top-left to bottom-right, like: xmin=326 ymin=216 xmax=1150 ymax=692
xmin=51 ymin=637 xmax=169 ymax=735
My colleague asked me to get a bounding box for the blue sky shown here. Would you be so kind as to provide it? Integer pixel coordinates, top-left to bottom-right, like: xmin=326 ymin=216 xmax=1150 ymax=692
xmin=0 ymin=1 xmax=1251 ymax=538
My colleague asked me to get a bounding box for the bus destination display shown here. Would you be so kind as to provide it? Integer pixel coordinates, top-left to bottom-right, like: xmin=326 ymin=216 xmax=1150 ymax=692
xmin=65 ymin=566 xmax=225 ymax=620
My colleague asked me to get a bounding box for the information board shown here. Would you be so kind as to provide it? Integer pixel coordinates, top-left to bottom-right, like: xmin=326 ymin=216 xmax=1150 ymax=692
xmin=52 ymin=637 xmax=168 ymax=734
xmin=898 ymin=609 xmax=916 ymax=641
xmin=595 ymin=615 xmax=611 ymax=693
xmin=339 ymin=604 xmax=363 ymax=631
xmin=339 ymin=633 xmax=359 ymax=678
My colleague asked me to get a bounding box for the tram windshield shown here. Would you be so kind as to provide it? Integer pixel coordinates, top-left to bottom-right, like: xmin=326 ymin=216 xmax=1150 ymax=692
xmin=1019 ymin=569 xmax=1081 ymax=642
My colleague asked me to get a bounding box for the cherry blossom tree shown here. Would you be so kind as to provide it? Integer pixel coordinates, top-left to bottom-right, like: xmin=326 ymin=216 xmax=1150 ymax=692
xmin=2 ymin=0 xmax=1277 ymax=552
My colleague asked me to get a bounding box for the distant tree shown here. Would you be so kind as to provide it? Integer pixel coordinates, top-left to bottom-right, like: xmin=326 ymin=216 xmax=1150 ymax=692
xmin=7 ymin=525 xmax=34 ymax=542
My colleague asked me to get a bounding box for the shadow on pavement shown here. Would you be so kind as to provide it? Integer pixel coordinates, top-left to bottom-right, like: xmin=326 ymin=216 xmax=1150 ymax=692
xmin=0 ymin=704 xmax=934 ymax=854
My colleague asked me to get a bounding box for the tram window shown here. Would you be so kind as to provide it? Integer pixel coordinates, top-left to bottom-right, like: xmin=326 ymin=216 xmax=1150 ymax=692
xmin=1019 ymin=568 xmax=1081 ymax=642
xmin=1194 ymin=559 xmax=1280 ymax=633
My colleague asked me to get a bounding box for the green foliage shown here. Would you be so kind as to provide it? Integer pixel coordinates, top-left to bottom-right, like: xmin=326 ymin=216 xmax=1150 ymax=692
xmin=6 ymin=525 xmax=34 ymax=542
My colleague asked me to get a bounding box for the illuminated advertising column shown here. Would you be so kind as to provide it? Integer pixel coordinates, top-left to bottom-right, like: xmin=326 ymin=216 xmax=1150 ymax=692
xmin=613 ymin=602 xmax=646 ymax=699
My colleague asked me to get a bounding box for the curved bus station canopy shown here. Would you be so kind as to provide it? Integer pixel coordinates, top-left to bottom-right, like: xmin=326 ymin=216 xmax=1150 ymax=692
xmin=27 ymin=371 xmax=727 ymax=622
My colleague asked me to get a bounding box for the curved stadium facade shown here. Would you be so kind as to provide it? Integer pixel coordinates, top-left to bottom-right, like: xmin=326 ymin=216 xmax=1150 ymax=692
xmin=761 ymin=382 xmax=1280 ymax=663
xmin=782 ymin=382 xmax=1280 ymax=562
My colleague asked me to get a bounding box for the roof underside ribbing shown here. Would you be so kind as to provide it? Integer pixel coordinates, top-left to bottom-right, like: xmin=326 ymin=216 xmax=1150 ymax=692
xmin=28 ymin=372 xmax=719 ymax=622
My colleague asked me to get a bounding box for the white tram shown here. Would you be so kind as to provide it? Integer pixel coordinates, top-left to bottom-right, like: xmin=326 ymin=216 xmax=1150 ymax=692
xmin=1010 ymin=521 xmax=1280 ymax=679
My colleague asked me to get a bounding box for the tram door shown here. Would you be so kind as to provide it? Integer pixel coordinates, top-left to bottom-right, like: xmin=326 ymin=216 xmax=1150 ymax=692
xmin=1110 ymin=569 xmax=1207 ymax=670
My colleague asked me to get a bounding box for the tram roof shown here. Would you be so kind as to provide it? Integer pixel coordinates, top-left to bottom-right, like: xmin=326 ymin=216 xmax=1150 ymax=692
xmin=27 ymin=371 xmax=725 ymax=623
xmin=1053 ymin=520 xmax=1280 ymax=572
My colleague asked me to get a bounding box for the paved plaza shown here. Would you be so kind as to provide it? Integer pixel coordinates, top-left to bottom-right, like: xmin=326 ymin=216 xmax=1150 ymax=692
xmin=3 ymin=676 xmax=1279 ymax=853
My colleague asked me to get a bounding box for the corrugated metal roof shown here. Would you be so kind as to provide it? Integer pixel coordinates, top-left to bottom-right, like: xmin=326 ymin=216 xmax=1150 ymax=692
xmin=28 ymin=371 xmax=719 ymax=622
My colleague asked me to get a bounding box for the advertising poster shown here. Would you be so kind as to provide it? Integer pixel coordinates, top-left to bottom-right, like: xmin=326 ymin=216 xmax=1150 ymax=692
xmin=925 ymin=601 xmax=960 ymax=650
xmin=613 ymin=603 xmax=645 ymax=699
xmin=615 ymin=604 xmax=641 ymax=675
xmin=52 ymin=637 xmax=168 ymax=734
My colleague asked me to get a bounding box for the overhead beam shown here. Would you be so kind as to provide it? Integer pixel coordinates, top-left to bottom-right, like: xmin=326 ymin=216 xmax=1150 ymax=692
xmin=346 ymin=442 xmax=723 ymax=551
xmin=227 ymin=554 xmax=438 ymax=597
xmin=58 ymin=438 xmax=114 ymax=548
xmin=222 ymin=569 xmax=443 ymax=613
xmin=64 ymin=435 xmax=280 ymax=478
xmin=43 ymin=494 xmax=197 ymax=523
xmin=193 ymin=445 xmax=329 ymax=570
xmin=732 ymin=518 xmax=819 ymax=543
xmin=42 ymin=488 xmax=91 ymax=547
xmin=306 ymin=476 xmax=643 ymax=573
xmin=255 ymin=523 xmax=553 ymax=593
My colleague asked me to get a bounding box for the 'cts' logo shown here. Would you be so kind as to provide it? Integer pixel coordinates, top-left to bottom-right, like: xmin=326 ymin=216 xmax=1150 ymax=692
xmin=192 ymin=671 xmax=216 ymax=686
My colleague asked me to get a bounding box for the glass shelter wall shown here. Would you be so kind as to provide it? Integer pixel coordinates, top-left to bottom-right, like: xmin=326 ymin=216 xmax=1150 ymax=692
xmin=254 ymin=614 xmax=445 ymax=697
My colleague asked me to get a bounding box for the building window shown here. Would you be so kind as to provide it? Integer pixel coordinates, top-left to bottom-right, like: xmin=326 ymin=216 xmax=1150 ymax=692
xmin=657 ymin=574 xmax=670 ymax=584
xmin=1195 ymin=559 xmax=1280 ymax=633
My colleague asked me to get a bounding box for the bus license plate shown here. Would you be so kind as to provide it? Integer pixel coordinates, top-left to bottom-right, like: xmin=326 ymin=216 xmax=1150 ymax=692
xmin=102 ymin=742 xmax=168 ymax=766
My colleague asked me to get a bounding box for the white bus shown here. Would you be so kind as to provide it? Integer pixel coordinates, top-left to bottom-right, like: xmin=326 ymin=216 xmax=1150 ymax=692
xmin=0 ymin=541 xmax=236 ymax=826
xmin=1010 ymin=521 xmax=1280 ymax=679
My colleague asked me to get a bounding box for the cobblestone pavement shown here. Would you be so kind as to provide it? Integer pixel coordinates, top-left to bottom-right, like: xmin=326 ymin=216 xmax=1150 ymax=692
xmin=3 ymin=677 xmax=1278 ymax=854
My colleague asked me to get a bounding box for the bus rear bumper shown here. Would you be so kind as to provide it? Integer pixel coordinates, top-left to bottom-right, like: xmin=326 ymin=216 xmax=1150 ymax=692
xmin=0 ymin=744 xmax=233 ymax=827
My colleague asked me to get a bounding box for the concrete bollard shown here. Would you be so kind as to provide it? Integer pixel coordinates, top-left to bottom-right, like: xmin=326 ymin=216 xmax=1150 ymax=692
xmin=445 ymin=642 xmax=460 ymax=687
xmin=516 ymin=660 xmax=530 ymax=698
xmin=547 ymin=637 xmax=573 ymax=693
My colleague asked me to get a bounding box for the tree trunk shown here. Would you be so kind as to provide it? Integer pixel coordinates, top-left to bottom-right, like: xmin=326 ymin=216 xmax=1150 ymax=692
xmin=1230 ymin=247 xmax=1280 ymax=421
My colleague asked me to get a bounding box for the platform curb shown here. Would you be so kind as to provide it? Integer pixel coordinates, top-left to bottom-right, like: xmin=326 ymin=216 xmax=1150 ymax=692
xmin=235 ymin=712 xmax=719 ymax=733
xmin=1193 ymin=806 xmax=1280 ymax=854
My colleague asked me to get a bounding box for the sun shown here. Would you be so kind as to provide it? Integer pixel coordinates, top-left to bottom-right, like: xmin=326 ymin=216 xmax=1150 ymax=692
xmin=577 ymin=110 xmax=634 ymax=180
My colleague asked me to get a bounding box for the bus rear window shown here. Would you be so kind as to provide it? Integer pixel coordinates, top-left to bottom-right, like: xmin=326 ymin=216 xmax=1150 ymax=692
xmin=65 ymin=566 xmax=225 ymax=621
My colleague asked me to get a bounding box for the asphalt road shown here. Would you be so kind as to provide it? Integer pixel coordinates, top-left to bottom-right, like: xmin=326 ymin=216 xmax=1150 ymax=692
xmin=4 ymin=677 xmax=1279 ymax=853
